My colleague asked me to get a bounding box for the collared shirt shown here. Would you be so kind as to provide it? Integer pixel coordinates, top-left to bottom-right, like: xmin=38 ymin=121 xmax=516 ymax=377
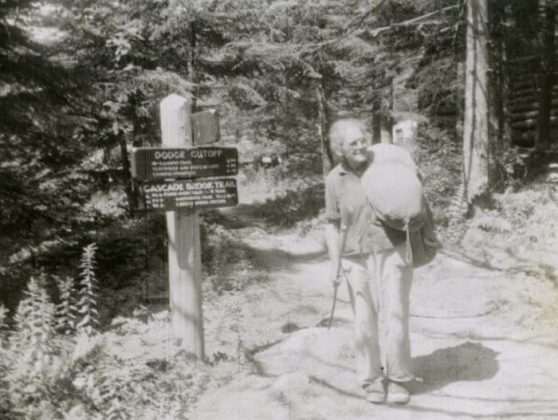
xmin=325 ymin=161 xmax=407 ymax=256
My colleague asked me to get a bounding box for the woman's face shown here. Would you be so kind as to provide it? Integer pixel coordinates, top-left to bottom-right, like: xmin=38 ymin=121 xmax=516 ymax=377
xmin=340 ymin=125 xmax=369 ymax=168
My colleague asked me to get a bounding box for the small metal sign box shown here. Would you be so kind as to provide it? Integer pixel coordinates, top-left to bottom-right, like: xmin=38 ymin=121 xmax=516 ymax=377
xmin=131 ymin=147 xmax=238 ymax=180
xmin=192 ymin=109 xmax=220 ymax=145
xmin=143 ymin=178 xmax=238 ymax=211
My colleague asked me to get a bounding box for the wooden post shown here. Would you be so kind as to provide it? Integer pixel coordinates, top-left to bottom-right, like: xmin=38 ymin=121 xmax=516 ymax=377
xmin=160 ymin=94 xmax=205 ymax=358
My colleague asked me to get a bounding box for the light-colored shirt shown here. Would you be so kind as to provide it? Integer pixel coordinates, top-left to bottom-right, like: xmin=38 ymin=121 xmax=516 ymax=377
xmin=325 ymin=161 xmax=406 ymax=255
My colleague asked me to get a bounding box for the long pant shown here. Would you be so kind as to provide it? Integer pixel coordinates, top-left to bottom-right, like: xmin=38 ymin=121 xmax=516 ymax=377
xmin=342 ymin=242 xmax=414 ymax=386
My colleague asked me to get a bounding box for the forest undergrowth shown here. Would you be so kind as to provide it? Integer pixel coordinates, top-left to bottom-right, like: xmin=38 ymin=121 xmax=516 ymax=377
xmin=0 ymin=213 xmax=269 ymax=419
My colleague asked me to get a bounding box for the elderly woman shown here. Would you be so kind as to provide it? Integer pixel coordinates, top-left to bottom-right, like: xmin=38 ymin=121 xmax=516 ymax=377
xmin=324 ymin=118 xmax=414 ymax=404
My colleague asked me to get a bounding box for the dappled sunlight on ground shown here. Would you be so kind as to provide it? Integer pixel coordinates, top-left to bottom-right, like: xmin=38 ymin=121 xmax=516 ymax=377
xmin=187 ymin=194 xmax=558 ymax=419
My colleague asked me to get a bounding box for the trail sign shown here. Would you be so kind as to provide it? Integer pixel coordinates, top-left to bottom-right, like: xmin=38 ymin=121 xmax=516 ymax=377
xmin=143 ymin=178 xmax=238 ymax=211
xmin=131 ymin=147 xmax=238 ymax=180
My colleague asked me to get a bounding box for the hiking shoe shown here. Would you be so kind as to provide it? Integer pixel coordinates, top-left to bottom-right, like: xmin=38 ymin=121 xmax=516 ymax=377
xmin=363 ymin=378 xmax=385 ymax=404
xmin=386 ymin=381 xmax=410 ymax=404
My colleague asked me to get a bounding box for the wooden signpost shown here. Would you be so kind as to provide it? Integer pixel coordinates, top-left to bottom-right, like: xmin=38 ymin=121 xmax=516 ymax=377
xmin=131 ymin=94 xmax=237 ymax=358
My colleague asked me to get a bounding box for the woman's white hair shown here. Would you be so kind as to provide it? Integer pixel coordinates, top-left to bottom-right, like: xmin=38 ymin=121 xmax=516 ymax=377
xmin=328 ymin=118 xmax=371 ymax=158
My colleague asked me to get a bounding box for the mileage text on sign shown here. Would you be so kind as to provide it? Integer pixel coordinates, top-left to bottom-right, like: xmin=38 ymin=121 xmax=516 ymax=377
xmin=131 ymin=147 xmax=238 ymax=180
xmin=143 ymin=178 xmax=238 ymax=211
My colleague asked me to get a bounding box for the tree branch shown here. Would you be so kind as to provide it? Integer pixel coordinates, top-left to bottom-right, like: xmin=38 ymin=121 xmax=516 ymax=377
xmin=303 ymin=2 xmax=460 ymax=55
xmin=366 ymin=4 xmax=461 ymax=38
xmin=304 ymin=0 xmax=388 ymax=52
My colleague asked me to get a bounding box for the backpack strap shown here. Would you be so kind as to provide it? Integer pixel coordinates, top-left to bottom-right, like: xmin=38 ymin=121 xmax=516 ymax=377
xmin=404 ymin=219 xmax=413 ymax=265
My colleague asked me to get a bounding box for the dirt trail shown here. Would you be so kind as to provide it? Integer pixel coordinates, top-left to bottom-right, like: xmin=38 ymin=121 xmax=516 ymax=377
xmin=190 ymin=208 xmax=558 ymax=420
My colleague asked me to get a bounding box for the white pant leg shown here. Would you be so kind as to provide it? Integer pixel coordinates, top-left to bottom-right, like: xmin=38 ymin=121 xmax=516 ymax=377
xmin=367 ymin=243 xmax=414 ymax=383
xmin=343 ymin=258 xmax=383 ymax=387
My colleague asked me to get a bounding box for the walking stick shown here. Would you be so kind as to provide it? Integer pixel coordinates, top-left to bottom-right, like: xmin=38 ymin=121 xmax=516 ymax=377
xmin=327 ymin=212 xmax=349 ymax=330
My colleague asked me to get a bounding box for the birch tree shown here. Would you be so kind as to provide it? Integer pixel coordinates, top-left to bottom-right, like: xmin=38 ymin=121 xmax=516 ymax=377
xmin=462 ymin=0 xmax=491 ymax=205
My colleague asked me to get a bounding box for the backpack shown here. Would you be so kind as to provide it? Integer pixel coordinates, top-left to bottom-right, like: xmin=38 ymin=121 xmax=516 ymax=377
xmin=361 ymin=143 xmax=439 ymax=267
xmin=409 ymin=199 xmax=439 ymax=268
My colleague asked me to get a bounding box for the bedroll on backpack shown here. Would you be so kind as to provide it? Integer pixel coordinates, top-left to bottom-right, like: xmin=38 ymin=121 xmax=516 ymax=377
xmin=362 ymin=144 xmax=425 ymax=231
xmin=361 ymin=143 xmax=439 ymax=267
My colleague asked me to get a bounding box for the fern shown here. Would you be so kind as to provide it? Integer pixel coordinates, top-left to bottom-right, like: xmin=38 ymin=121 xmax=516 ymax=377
xmin=76 ymin=243 xmax=99 ymax=336
xmin=11 ymin=277 xmax=57 ymax=368
xmin=55 ymin=275 xmax=77 ymax=334
xmin=69 ymin=337 xmax=129 ymax=420
xmin=11 ymin=288 xmax=35 ymax=350
xmin=0 ymin=270 xmax=118 ymax=419
xmin=32 ymin=277 xmax=57 ymax=375
xmin=447 ymin=181 xmax=468 ymax=220
xmin=0 ymin=304 xmax=8 ymax=377
xmin=0 ymin=304 xmax=8 ymax=339
xmin=0 ymin=305 xmax=10 ymax=417
xmin=445 ymin=182 xmax=469 ymax=244
xmin=6 ymin=277 xmax=58 ymax=416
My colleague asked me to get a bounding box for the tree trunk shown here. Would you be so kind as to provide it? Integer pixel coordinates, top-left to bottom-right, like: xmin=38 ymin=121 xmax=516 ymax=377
xmin=372 ymin=96 xmax=382 ymax=144
xmin=487 ymin=1 xmax=514 ymax=188
xmin=489 ymin=3 xmax=505 ymax=156
xmin=463 ymin=0 xmax=491 ymax=205
xmin=190 ymin=20 xmax=198 ymax=113
xmin=535 ymin=1 xmax=556 ymax=151
xmin=118 ymin=133 xmax=137 ymax=215
xmin=316 ymin=79 xmax=333 ymax=176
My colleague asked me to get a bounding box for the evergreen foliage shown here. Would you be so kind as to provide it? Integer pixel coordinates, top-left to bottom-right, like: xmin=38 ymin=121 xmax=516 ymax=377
xmin=1 ymin=0 xmax=541 ymax=298
xmin=0 ymin=0 xmax=468 ymax=286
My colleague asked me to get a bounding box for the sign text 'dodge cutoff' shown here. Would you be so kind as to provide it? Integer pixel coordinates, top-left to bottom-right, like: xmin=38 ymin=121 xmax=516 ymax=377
xmin=131 ymin=147 xmax=238 ymax=180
